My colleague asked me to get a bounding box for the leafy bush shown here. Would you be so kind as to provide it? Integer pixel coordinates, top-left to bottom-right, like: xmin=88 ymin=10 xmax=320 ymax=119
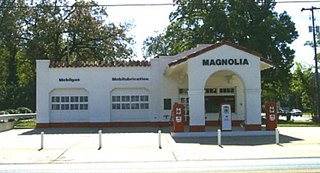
xmin=16 ymin=107 xmax=33 ymax=113
xmin=4 ymin=109 xmax=19 ymax=114
xmin=0 ymin=111 xmax=8 ymax=115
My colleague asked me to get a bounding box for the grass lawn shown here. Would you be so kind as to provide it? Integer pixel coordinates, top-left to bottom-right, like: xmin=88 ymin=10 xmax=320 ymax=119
xmin=14 ymin=119 xmax=37 ymax=128
xmin=277 ymin=120 xmax=320 ymax=127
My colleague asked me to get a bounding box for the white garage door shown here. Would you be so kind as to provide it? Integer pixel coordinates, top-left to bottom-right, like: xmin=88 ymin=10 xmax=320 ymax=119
xmin=49 ymin=88 xmax=89 ymax=122
xmin=111 ymin=88 xmax=150 ymax=122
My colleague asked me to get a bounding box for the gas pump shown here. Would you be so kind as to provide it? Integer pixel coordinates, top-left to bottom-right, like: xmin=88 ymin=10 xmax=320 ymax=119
xmin=221 ymin=104 xmax=232 ymax=131
xmin=265 ymin=101 xmax=278 ymax=131
xmin=172 ymin=103 xmax=185 ymax=132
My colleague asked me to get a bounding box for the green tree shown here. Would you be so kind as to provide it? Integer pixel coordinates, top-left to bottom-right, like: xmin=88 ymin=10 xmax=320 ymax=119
xmin=290 ymin=63 xmax=316 ymax=116
xmin=0 ymin=0 xmax=135 ymax=111
xmin=143 ymin=0 xmax=298 ymax=102
xmin=0 ymin=0 xmax=29 ymax=110
xmin=25 ymin=0 xmax=134 ymax=62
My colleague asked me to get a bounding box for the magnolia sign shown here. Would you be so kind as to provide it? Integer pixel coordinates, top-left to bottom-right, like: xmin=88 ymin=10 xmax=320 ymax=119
xmin=202 ymin=58 xmax=249 ymax=66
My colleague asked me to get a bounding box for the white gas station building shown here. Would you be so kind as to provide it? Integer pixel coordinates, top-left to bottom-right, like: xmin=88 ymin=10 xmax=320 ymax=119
xmin=36 ymin=41 xmax=272 ymax=131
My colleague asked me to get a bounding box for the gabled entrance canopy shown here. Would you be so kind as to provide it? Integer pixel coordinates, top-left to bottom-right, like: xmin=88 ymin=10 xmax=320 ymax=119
xmin=163 ymin=41 xmax=273 ymax=132
xmin=165 ymin=41 xmax=272 ymax=77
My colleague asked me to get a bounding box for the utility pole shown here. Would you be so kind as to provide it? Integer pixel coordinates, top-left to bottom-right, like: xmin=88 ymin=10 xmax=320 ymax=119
xmin=302 ymin=6 xmax=320 ymax=123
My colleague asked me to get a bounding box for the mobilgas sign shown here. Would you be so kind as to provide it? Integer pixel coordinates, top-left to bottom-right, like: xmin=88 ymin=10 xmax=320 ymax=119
xmin=59 ymin=78 xmax=80 ymax=82
xmin=202 ymin=58 xmax=249 ymax=66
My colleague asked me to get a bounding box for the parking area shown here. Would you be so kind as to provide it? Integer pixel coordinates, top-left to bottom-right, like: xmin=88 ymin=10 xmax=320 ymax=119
xmin=278 ymin=114 xmax=313 ymax=121
xmin=0 ymin=127 xmax=319 ymax=164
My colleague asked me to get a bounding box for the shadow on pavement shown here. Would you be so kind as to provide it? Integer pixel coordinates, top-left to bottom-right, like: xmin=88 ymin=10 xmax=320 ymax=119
xmin=173 ymin=134 xmax=303 ymax=146
xmin=19 ymin=126 xmax=173 ymax=135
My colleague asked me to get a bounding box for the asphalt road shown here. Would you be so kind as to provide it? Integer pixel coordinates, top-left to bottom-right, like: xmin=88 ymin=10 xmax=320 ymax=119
xmin=1 ymin=158 xmax=320 ymax=173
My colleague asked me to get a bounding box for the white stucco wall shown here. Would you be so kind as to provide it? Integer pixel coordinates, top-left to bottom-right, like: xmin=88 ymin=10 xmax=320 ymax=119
xmin=36 ymin=43 xmax=267 ymax=127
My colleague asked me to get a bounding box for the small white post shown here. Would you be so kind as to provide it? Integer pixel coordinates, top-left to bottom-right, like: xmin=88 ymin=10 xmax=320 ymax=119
xmin=158 ymin=130 xmax=162 ymax=149
xmin=217 ymin=129 xmax=221 ymax=146
xmin=275 ymin=128 xmax=280 ymax=144
xmin=98 ymin=130 xmax=102 ymax=150
xmin=40 ymin=131 xmax=44 ymax=150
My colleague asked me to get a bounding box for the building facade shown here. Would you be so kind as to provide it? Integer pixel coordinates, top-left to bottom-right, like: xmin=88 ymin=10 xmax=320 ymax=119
xmin=36 ymin=41 xmax=272 ymax=131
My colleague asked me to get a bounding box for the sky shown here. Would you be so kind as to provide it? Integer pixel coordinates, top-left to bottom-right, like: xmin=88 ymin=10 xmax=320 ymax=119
xmin=101 ymin=0 xmax=320 ymax=65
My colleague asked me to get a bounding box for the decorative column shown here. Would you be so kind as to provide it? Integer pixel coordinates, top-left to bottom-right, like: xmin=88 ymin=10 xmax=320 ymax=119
xmin=244 ymin=89 xmax=262 ymax=130
xmin=188 ymin=89 xmax=206 ymax=132
xmin=36 ymin=60 xmax=51 ymax=128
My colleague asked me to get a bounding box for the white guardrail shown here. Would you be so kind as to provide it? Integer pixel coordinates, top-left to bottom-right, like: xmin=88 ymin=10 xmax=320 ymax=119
xmin=0 ymin=113 xmax=36 ymax=121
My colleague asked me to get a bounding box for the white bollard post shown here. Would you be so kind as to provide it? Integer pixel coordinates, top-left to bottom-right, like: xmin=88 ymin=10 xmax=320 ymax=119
xmin=98 ymin=130 xmax=102 ymax=150
xmin=40 ymin=131 xmax=44 ymax=150
xmin=158 ymin=130 xmax=162 ymax=149
xmin=217 ymin=129 xmax=221 ymax=146
xmin=275 ymin=128 xmax=280 ymax=144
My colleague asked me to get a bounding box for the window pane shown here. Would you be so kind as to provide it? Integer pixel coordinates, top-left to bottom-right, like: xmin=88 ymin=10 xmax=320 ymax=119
xmin=52 ymin=104 xmax=60 ymax=110
xmin=61 ymin=104 xmax=69 ymax=110
xmin=70 ymin=96 xmax=79 ymax=102
xmin=131 ymin=96 xmax=139 ymax=102
xmin=140 ymin=103 xmax=149 ymax=109
xmin=80 ymin=104 xmax=88 ymax=110
xmin=121 ymin=96 xmax=130 ymax=102
xmin=61 ymin=96 xmax=69 ymax=102
xmin=112 ymin=96 xmax=120 ymax=102
xmin=80 ymin=96 xmax=88 ymax=102
xmin=70 ymin=104 xmax=79 ymax=110
xmin=52 ymin=96 xmax=60 ymax=103
xmin=205 ymin=96 xmax=235 ymax=113
xmin=121 ymin=103 xmax=130 ymax=109
xmin=131 ymin=103 xmax=139 ymax=109
xmin=140 ymin=95 xmax=148 ymax=102
xmin=112 ymin=103 xmax=120 ymax=110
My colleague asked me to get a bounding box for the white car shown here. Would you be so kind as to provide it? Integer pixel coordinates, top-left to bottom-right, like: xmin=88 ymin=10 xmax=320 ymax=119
xmin=290 ymin=109 xmax=303 ymax=117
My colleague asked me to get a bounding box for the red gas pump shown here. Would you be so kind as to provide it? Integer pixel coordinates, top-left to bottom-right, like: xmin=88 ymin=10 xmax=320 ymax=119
xmin=265 ymin=101 xmax=278 ymax=131
xmin=172 ymin=103 xmax=185 ymax=132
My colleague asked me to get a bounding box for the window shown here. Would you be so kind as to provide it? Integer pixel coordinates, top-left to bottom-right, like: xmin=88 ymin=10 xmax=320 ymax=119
xmin=219 ymin=88 xmax=235 ymax=94
xmin=52 ymin=104 xmax=60 ymax=110
xmin=80 ymin=104 xmax=88 ymax=110
xmin=112 ymin=95 xmax=149 ymax=110
xmin=112 ymin=96 xmax=120 ymax=102
xmin=61 ymin=96 xmax=69 ymax=102
xmin=205 ymin=96 xmax=235 ymax=113
xmin=140 ymin=95 xmax=148 ymax=102
xmin=131 ymin=103 xmax=140 ymax=109
xmin=179 ymin=88 xmax=188 ymax=94
xmin=131 ymin=96 xmax=139 ymax=102
xmin=205 ymin=88 xmax=218 ymax=94
xmin=140 ymin=103 xmax=149 ymax=109
xmin=163 ymin=98 xmax=171 ymax=110
xmin=121 ymin=103 xmax=130 ymax=109
xmin=52 ymin=96 xmax=60 ymax=103
xmin=180 ymin=97 xmax=189 ymax=115
xmin=51 ymin=95 xmax=88 ymax=111
xmin=61 ymin=104 xmax=69 ymax=110
xmin=80 ymin=96 xmax=88 ymax=102
xmin=121 ymin=96 xmax=130 ymax=102
xmin=70 ymin=96 xmax=79 ymax=102
xmin=70 ymin=104 xmax=79 ymax=110
xmin=112 ymin=103 xmax=121 ymax=110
